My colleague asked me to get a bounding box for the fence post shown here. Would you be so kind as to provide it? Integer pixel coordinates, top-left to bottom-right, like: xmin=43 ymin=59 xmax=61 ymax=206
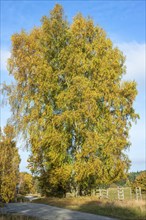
xmin=136 ymin=187 xmax=142 ymax=200
xmin=130 ymin=187 xmax=132 ymax=200
xmin=98 ymin=189 xmax=109 ymax=199
xmin=117 ymin=187 xmax=124 ymax=200
xmin=99 ymin=188 xmax=102 ymax=198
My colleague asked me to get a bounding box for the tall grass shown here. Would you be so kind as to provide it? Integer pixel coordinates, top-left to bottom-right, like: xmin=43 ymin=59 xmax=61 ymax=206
xmin=33 ymin=194 xmax=146 ymax=220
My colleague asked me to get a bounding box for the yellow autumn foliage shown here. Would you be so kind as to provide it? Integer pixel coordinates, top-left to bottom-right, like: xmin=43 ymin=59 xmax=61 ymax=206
xmin=3 ymin=4 xmax=139 ymax=196
xmin=0 ymin=125 xmax=20 ymax=203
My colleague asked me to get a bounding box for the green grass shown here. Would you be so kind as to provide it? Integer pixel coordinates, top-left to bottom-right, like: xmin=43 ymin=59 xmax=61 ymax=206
xmin=0 ymin=214 xmax=39 ymax=220
xmin=0 ymin=202 xmax=4 ymax=208
xmin=32 ymin=195 xmax=146 ymax=220
xmin=108 ymin=187 xmax=132 ymax=200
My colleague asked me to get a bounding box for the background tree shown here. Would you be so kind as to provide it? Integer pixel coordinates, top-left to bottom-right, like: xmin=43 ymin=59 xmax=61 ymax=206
xmin=0 ymin=125 xmax=20 ymax=203
xmin=18 ymin=172 xmax=36 ymax=195
xmin=4 ymin=4 xmax=139 ymax=196
xmin=133 ymin=171 xmax=146 ymax=192
xmin=128 ymin=171 xmax=142 ymax=183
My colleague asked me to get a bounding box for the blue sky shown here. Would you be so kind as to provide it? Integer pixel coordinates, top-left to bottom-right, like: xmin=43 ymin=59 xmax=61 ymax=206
xmin=1 ymin=0 xmax=145 ymax=172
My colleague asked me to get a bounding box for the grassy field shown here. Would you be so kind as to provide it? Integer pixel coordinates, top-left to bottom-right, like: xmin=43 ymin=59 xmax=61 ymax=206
xmin=32 ymin=188 xmax=146 ymax=220
xmin=106 ymin=187 xmax=146 ymax=200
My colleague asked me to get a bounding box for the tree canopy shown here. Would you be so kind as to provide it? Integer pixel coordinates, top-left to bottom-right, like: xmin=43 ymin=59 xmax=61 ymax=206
xmin=0 ymin=125 xmax=20 ymax=202
xmin=4 ymin=4 xmax=139 ymax=196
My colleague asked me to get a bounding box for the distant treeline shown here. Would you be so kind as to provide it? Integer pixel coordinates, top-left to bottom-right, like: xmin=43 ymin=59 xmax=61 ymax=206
xmin=111 ymin=170 xmax=146 ymax=193
xmin=128 ymin=171 xmax=145 ymax=183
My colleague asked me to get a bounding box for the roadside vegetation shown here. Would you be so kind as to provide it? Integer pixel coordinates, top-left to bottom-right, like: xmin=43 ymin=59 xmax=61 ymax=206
xmin=32 ymin=185 xmax=146 ymax=220
xmin=0 ymin=214 xmax=39 ymax=220
xmin=33 ymin=194 xmax=146 ymax=220
xmin=0 ymin=125 xmax=20 ymax=203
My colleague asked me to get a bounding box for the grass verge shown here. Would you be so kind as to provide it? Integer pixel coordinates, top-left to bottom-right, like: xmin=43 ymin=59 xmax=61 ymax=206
xmin=32 ymin=196 xmax=146 ymax=220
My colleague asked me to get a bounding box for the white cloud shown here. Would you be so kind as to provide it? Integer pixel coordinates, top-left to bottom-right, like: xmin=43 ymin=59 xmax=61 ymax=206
xmin=117 ymin=42 xmax=145 ymax=83
xmin=128 ymin=112 xmax=146 ymax=167
xmin=1 ymin=50 xmax=11 ymax=71
xmin=116 ymin=42 xmax=146 ymax=172
xmin=130 ymin=159 xmax=145 ymax=172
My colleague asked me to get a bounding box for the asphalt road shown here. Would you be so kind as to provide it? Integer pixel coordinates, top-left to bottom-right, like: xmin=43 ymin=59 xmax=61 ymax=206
xmin=0 ymin=203 xmax=118 ymax=220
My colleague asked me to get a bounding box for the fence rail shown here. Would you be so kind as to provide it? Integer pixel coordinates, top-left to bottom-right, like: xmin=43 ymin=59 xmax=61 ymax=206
xmin=93 ymin=187 xmax=144 ymax=201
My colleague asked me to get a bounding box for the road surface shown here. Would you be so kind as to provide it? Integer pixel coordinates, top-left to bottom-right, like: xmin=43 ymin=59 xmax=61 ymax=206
xmin=0 ymin=203 xmax=118 ymax=220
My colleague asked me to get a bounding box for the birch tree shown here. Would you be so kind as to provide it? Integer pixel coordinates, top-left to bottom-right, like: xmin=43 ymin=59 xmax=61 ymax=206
xmin=4 ymin=4 xmax=139 ymax=196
